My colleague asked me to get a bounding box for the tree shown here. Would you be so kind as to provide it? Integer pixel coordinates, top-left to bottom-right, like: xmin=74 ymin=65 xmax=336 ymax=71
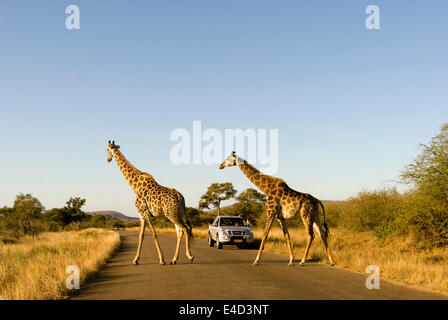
xmin=42 ymin=197 xmax=88 ymax=228
xmin=63 ymin=197 xmax=88 ymax=223
xmin=11 ymin=193 xmax=44 ymax=236
xmin=232 ymin=188 xmax=266 ymax=225
xmin=65 ymin=197 xmax=86 ymax=211
xmin=107 ymin=218 xmax=125 ymax=229
xmin=0 ymin=206 xmax=16 ymax=237
xmin=198 ymin=182 xmax=237 ymax=215
xmin=0 ymin=206 xmax=14 ymax=219
xmin=89 ymin=215 xmax=106 ymax=228
xmin=401 ymin=123 xmax=448 ymax=202
xmin=185 ymin=207 xmax=201 ymax=226
xmin=400 ymin=123 xmax=448 ymax=245
xmin=13 ymin=193 xmax=44 ymax=218
xmin=43 ymin=208 xmax=66 ymax=227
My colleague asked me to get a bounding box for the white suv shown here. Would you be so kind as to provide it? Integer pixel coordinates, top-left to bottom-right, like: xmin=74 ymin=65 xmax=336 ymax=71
xmin=208 ymin=216 xmax=255 ymax=249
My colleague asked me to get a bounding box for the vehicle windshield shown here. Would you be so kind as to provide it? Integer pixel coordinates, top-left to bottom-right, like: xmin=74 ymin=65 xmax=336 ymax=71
xmin=220 ymin=218 xmax=246 ymax=227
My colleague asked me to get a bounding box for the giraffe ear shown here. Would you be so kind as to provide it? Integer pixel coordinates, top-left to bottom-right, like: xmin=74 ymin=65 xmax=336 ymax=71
xmin=108 ymin=140 xmax=111 ymax=144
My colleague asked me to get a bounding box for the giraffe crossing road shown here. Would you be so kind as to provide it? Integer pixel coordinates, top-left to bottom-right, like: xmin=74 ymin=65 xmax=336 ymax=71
xmin=219 ymin=152 xmax=333 ymax=266
xmin=107 ymin=141 xmax=194 ymax=266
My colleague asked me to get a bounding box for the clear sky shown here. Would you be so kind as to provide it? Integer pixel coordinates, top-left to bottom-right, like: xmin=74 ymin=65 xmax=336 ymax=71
xmin=1 ymin=1 xmax=447 ymax=217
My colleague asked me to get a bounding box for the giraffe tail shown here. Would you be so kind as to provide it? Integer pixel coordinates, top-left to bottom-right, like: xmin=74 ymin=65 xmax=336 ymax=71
xmin=185 ymin=220 xmax=195 ymax=243
xmin=177 ymin=192 xmax=194 ymax=243
xmin=318 ymin=200 xmax=330 ymax=238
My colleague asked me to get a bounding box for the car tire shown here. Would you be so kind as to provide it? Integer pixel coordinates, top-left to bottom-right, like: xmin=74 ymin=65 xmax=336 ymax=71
xmin=216 ymin=235 xmax=223 ymax=249
xmin=208 ymin=233 xmax=215 ymax=247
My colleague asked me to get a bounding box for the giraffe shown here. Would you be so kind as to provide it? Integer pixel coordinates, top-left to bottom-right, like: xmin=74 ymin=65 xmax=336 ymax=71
xmin=106 ymin=140 xmax=194 ymax=265
xmin=219 ymin=152 xmax=334 ymax=266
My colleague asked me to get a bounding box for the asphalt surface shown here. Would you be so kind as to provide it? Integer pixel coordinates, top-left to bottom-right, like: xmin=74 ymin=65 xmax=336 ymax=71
xmin=72 ymin=231 xmax=447 ymax=300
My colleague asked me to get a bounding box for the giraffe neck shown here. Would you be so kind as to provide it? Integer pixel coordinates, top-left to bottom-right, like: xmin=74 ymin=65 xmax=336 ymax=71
xmin=237 ymin=159 xmax=277 ymax=195
xmin=112 ymin=149 xmax=142 ymax=190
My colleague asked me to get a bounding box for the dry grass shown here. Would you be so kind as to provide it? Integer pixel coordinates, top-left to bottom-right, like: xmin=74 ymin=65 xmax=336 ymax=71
xmin=132 ymin=226 xmax=448 ymax=296
xmin=0 ymin=228 xmax=120 ymax=300
xmin=255 ymin=227 xmax=448 ymax=295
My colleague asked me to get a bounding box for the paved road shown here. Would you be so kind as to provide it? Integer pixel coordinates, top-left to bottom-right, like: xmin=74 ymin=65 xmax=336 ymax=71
xmin=73 ymin=231 xmax=447 ymax=300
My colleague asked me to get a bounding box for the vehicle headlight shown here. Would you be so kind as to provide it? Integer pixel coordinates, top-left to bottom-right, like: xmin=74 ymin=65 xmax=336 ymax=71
xmin=220 ymin=230 xmax=230 ymax=238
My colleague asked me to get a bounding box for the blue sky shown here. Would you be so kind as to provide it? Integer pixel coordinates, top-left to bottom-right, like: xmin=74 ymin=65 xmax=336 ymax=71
xmin=1 ymin=1 xmax=447 ymax=217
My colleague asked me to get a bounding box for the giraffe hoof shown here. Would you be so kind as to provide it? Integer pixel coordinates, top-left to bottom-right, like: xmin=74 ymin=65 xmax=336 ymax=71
xmin=133 ymin=260 xmax=139 ymax=265
xmin=252 ymin=261 xmax=259 ymax=266
xmin=288 ymin=262 xmax=295 ymax=266
xmin=159 ymin=261 xmax=166 ymax=265
xmin=330 ymin=262 xmax=335 ymax=266
xmin=170 ymin=261 xmax=177 ymax=265
xmin=299 ymin=261 xmax=305 ymax=266
xmin=189 ymin=256 xmax=194 ymax=264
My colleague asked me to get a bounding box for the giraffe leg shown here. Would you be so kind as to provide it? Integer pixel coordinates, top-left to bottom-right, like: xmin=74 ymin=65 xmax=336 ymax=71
xmin=253 ymin=213 xmax=275 ymax=265
xmin=183 ymin=225 xmax=194 ymax=263
xmin=146 ymin=217 xmax=165 ymax=265
xmin=277 ymin=216 xmax=295 ymax=266
xmin=133 ymin=218 xmax=146 ymax=265
xmin=166 ymin=217 xmax=194 ymax=263
xmin=313 ymin=222 xmax=335 ymax=266
xmin=170 ymin=224 xmax=183 ymax=265
xmin=300 ymin=224 xmax=315 ymax=266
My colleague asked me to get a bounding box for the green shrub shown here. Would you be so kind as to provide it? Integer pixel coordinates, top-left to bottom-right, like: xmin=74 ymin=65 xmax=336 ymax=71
xmin=398 ymin=191 xmax=448 ymax=246
xmin=373 ymin=221 xmax=398 ymax=240
xmin=322 ymin=201 xmax=342 ymax=228
xmin=399 ymin=123 xmax=448 ymax=245
xmin=340 ymin=188 xmax=403 ymax=232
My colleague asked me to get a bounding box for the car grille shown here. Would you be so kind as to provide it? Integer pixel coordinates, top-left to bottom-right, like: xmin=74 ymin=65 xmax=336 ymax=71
xmin=229 ymin=231 xmax=245 ymax=236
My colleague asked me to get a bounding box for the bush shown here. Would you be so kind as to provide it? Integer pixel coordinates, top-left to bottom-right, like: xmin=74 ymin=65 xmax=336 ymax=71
xmin=185 ymin=207 xmax=202 ymax=227
xmin=398 ymin=191 xmax=448 ymax=246
xmin=124 ymin=220 xmax=140 ymax=228
xmin=88 ymin=215 xmax=107 ymax=228
xmin=321 ymin=201 xmax=342 ymax=228
xmin=399 ymin=123 xmax=448 ymax=245
xmin=340 ymin=188 xmax=402 ymax=232
xmin=230 ymin=188 xmax=266 ymax=226
xmin=373 ymin=220 xmax=398 ymax=240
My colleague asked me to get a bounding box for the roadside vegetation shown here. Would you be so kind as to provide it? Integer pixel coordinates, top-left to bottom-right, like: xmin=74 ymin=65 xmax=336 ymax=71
xmin=0 ymin=228 xmax=120 ymax=299
xmin=0 ymin=195 xmax=135 ymax=241
xmin=0 ymin=195 xmax=125 ymax=300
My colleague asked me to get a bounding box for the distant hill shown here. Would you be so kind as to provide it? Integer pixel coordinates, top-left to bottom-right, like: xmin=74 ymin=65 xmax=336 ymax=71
xmin=87 ymin=211 xmax=139 ymax=221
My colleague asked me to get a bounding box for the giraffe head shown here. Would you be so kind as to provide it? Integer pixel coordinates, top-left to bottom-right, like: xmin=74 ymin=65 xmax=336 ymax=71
xmin=219 ymin=151 xmax=243 ymax=169
xmin=106 ymin=140 xmax=120 ymax=162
